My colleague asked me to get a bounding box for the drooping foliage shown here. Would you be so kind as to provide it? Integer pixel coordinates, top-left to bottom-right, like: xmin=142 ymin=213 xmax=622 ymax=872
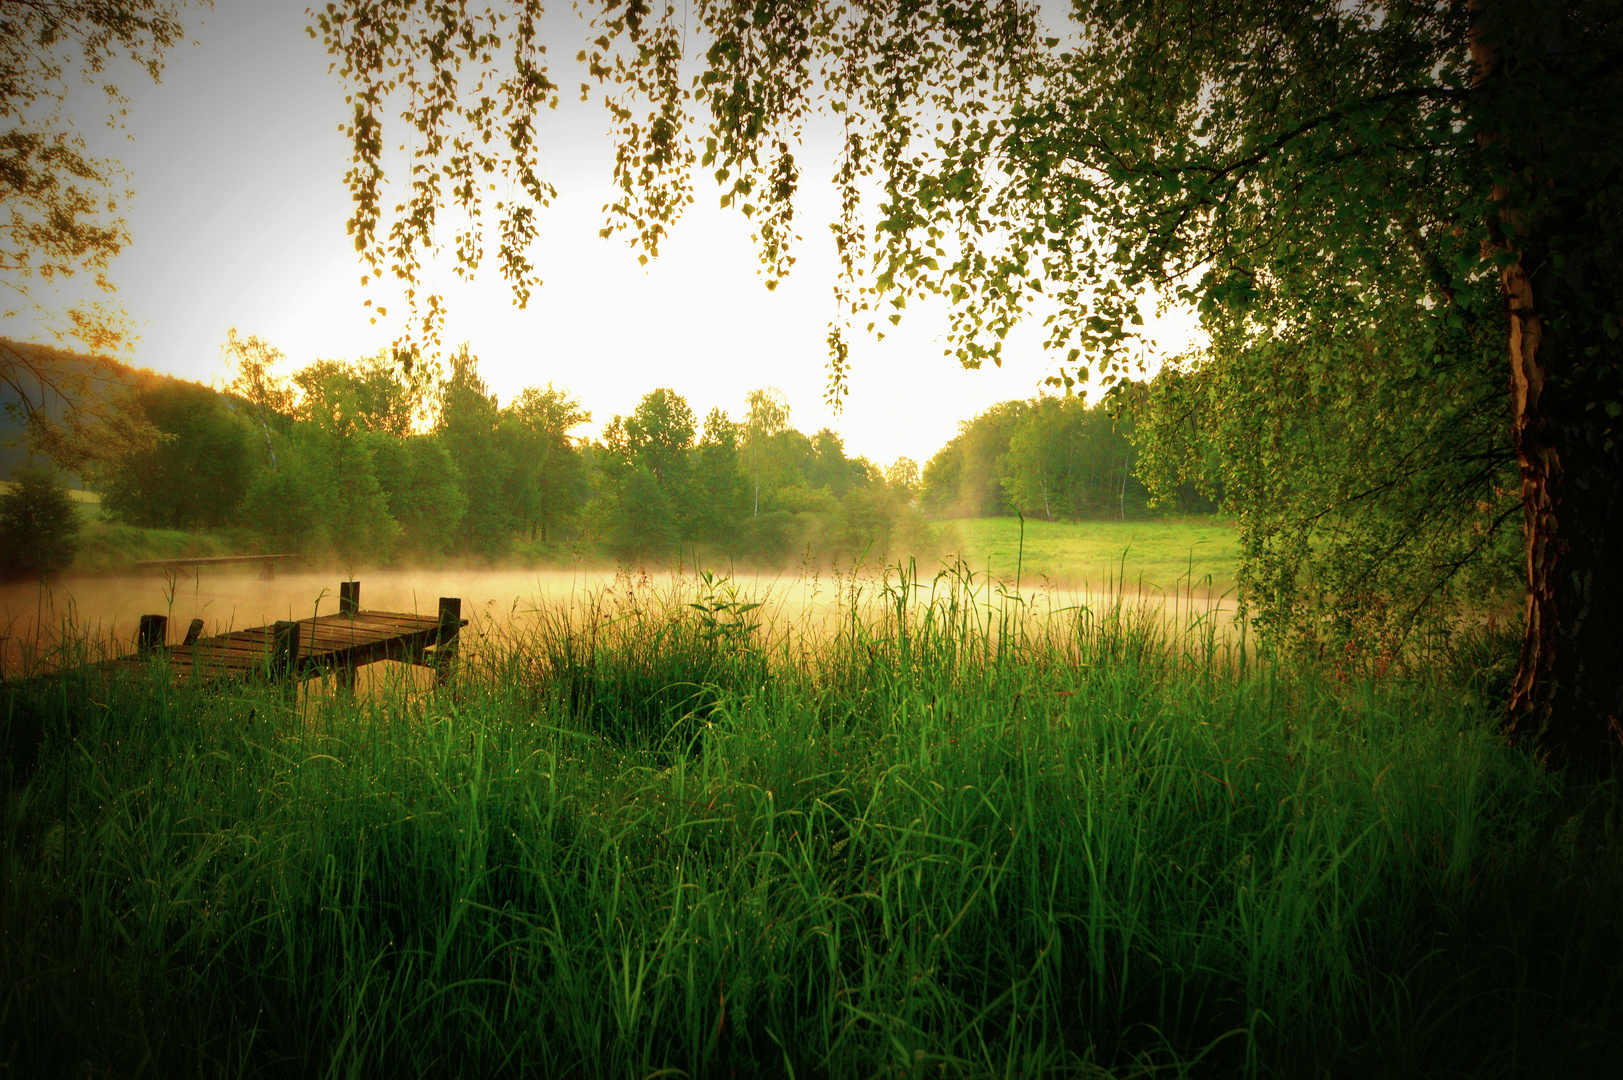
xmin=0 ymin=1 xmax=190 ymax=354
xmin=315 ymin=0 xmax=1623 ymax=762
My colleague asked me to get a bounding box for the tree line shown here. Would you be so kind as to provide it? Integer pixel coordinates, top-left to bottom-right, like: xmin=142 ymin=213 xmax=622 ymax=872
xmin=4 ymin=332 xmax=1225 ymax=580
xmin=78 ymin=334 xmax=936 ymax=568
xmin=920 ymin=392 xmax=1213 ymax=522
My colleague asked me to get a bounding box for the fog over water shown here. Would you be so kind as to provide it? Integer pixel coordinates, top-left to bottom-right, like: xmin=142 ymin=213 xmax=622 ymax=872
xmin=0 ymin=564 xmax=1237 ymax=678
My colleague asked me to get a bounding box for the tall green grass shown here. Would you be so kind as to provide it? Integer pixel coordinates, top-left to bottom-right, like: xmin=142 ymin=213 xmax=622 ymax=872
xmin=2 ymin=565 xmax=1618 ymax=1078
xmin=68 ymin=518 xmax=242 ymax=575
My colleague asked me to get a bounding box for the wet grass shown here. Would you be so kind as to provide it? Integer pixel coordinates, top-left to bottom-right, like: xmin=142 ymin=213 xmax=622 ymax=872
xmin=943 ymin=518 xmax=1240 ymax=596
xmin=67 ymin=517 xmax=242 ymax=575
xmin=1 ymin=564 xmax=1618 ymax=1078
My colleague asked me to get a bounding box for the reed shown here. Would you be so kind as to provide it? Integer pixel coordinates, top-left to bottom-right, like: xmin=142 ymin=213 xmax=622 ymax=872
xmin=2 ymin=563 xmax=1618 ymax=1078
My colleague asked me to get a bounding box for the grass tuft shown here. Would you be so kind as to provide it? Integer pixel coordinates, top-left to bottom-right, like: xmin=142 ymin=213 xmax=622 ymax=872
xmin=2 ymin=564 xmax=1618 ymax=1078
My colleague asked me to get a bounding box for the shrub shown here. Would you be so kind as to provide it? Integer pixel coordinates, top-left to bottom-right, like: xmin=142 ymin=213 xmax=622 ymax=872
xmin=0 ymin=460 xmax=81 ymax=580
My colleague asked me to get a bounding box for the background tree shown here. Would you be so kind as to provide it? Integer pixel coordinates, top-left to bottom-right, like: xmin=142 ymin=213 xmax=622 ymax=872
xmin=605 ymin=465 xmax=679 ymax=560
xmin=435 ymin=345 xmax=514 ymax=559
xmin=502 ymin=383 xmax=590 ymax=543
xmin=922 ymin=400 xmax=1030 ymax=518
xmin=1001 ymin=396 xmax=1145 ymax=522
xmin=365 ymin=432 xmax=468 ymax=558
xmin=0 ymin=459 xmax=81 ymax=581
xmin=245 ymin=423 xmax=400 ymax=563
xmin=101 ymin=379 xmax=252 ymax=531
xmin=884 ymin=456 xmax=919 ymax=501
xmin=219 ymin=329 xmax=296 ymax=472
xmin=596 ymin=388 xmax=698 ymax=549
xmin=803 ymin=428 xmax=868 ymax=497
xmin=284 ymin=357 xmax=402 ymax=564
xmin=293 ymin=351 xmax=431 ymax=438
xmin=755 ymin=426 xmax=819 ymax=512
xmin=1 ymin=340 xmax=158 ymax=484
xmin=741 ymin=387 xmax=789 ymax=518
xmin=691 ymin=407 xmax=749 ymax=547
xmin=919 ymin=440 xmax=962 ymax=519
xmin=621 ymin=388 xmax=695 ymax=489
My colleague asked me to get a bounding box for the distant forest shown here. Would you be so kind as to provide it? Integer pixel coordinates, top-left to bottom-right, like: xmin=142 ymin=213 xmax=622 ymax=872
xmin=2 ymin=338 xmax=1212 ymax=568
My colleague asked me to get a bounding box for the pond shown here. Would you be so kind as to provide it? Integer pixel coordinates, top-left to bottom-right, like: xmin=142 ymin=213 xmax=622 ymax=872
xmin=0 ymin=561 xmax=1238 ymax=680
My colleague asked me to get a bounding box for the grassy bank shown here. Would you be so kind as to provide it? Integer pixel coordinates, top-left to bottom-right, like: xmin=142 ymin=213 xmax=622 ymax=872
xmin=2 ymin=568 xmax=1618 ymax=1078
xmin=943 ymin=517 xmax=1241 ymax=596
xmin=69 ymin=517 xmax=244 ymax=575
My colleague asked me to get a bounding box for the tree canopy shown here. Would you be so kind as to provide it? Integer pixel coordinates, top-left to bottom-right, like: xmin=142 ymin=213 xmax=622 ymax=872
xmin=312 ymin=0 xmax=1620 ymax=768
xmin=0 ymin=2 xmax=196 ymax=474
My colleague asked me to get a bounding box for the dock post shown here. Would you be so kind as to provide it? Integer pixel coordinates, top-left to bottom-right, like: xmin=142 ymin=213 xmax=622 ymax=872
xmin=336 ymin=582 xmax=361 ymax=689
xmin=137 ymin=614 xmax=167 ymax=655
xmin=183 ymin=618 xmax=205 ymax=646
xmin=435 ymin=597 xmax=462 ymax=686
xmin=272 ymin=620 xmax=301 ymax=683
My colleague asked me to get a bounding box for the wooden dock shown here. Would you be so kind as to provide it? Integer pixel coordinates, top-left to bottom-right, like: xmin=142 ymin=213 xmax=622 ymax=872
xmin=109 ymin=581 xmax=467 ymax=688
xmin=134 ymin=553 xmax=298 ymax=579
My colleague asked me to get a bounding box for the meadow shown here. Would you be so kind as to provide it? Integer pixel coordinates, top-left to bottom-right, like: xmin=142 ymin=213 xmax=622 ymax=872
xmin=2 ymin=563 xmax=1620 ymax=1079
xmin=942 ymin=518 xmax=1241 ymax=597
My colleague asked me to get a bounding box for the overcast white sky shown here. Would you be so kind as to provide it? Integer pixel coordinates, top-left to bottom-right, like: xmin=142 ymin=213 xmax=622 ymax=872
xmin=5 ymin=1 xmax=1200 ymax=468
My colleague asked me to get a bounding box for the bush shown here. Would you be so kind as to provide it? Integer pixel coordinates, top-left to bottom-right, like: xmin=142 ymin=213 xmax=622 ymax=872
xmin=0 ymin=461 xmax=81 ymax=580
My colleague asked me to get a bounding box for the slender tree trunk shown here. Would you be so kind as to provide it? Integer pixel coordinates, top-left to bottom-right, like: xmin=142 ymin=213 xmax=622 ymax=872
xmin=1499 ymin=243 xmax=1560 ymax=733
xmin=256 ymin=402 xmax=277 ymax=471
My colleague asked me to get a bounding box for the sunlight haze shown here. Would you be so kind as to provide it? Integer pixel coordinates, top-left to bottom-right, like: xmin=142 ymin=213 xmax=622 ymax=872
xmin=3 ymin=0 xmax=1200 ymax=465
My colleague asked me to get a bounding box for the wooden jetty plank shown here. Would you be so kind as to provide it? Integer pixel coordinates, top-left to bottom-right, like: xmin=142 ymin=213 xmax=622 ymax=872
xmin=101 ymin=583 xmax=468 ymax=688
xmin=314 ymin=613 xmax=441 ymax=634
xmin=303 ymin=613 xmax=437 ymax=635
xmin=134 ymin=554 xmax=297 ymax=567
xmin=172 ymin=642 xmax=277 ymax=662
xmin=293 ymin=620 xmax=435 ymax=644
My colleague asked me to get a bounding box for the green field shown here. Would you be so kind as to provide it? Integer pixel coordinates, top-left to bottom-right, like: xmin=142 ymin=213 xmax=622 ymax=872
xmin=940 ymin=515 xmax=1242 ymax=595
xmin=68 ymin=516 xmax=242 ymax=575
xmin=3 ymin=568 xmax=1617 ymax=1078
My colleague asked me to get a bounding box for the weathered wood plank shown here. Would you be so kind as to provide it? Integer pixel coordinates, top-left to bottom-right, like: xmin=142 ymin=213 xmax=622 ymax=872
xmin=134 ymin=554 xmax=297 ymax=568
xmin=100 ymin=581 xmax=467 ymax=689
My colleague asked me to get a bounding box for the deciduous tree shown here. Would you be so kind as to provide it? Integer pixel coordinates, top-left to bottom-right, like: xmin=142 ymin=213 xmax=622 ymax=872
xmin=0 ymin=459 xmax=80 ymax=581
xmin=219 ymin=330 xmax=296 ymax=471
xmin=741 ymin=387 xmax=789 ymax=518
xmin=317 ymin=0 xmax=1623 ymax=767
xmin=101 ymin=378 xmax=251 ymax=531
xmin=502 ymin=382 xmax=590 ymax=542
xmin=435 ymin=345 xmax=514 ymax=558
xmin=0 ymin=0 xmax=193 ymax=352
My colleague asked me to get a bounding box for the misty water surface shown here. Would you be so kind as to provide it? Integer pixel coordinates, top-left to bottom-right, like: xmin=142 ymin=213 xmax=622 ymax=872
xmin=0 ymin=563 xmax=1236 ymax=679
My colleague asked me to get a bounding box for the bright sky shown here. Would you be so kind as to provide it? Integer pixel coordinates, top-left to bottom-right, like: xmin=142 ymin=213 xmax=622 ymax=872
xmin=7 ymin=1 xmax=1201 ymax=468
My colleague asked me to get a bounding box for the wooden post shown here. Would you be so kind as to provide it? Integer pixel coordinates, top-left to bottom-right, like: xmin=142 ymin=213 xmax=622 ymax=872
xmin=435 ymin=597 xmax=462 ymax=686
xmin=335 ymin=582 xmax=361 ymax=689
xmin=183 ymin=618 xmax=205 ymax=646
xmin=137 ymin=614 xmax=167 ymax=655
xmin=272 ymin=620 xmax=300 ymax=682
